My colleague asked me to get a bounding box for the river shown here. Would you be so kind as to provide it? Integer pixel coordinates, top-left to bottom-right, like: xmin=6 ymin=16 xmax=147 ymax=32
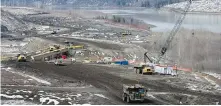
xmin=43 ymin=5 xmax=221 ymax=33
xmin=96 ymin=9 xmax=221 ymax=33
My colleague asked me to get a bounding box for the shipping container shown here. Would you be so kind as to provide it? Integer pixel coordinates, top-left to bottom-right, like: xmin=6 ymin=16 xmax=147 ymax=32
xmin=114 ymin=61 xmax=129 ymax=65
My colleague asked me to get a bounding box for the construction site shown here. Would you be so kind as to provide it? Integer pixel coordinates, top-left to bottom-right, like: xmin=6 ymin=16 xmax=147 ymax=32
xmin=1 ymin=0 xmax=221 ymax=105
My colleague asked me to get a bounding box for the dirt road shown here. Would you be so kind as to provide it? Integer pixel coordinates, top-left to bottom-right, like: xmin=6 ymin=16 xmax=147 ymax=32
xmin=8 ymin=61 xmax=221 ymax=105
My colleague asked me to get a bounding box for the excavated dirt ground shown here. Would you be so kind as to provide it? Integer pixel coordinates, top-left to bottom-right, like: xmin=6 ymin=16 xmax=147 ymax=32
xmin=1 ymin=7 xmax=221 ymax=105
xmin=1 ymin=60 xmax=221 ymax=105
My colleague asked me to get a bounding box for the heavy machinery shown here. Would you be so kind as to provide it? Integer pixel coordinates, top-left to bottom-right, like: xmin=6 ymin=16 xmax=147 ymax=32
xmin=125 ymin=1 xmax=192 ymax=102
xmin=69 ymin=45 xmax=84 ymax=49
xmin=122 ymin=84 xmax=146 ymax=103
xmin=142 ymin=0 xmax=192 ymax=71
xmin=134 ymin=64 xmax=154 ymax=75
xmin=17 ymin=54 xmax=27 ymax=62
xmin=49 ymin=45 xmax=60 ymax=52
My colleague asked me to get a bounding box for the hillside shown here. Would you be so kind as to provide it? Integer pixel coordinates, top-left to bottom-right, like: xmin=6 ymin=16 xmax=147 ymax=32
xmin=1 ymin=9 xmax=28 ymax=32
xmin=1 ymin=0 xmax=184 ymax=8
xmin=164 ymin=0 xmax=221 ymax=13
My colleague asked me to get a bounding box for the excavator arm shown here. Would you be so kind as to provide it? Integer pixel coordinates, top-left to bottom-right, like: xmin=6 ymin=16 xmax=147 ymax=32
xmin=144 ymin=52 xmax=153 ymax=63
xmin=144 ymin=0 xmax=192 ymax=64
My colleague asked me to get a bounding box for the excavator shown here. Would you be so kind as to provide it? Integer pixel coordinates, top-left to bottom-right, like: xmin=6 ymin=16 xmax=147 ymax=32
xmin=134 ymin=0 xmax=192 ymax=75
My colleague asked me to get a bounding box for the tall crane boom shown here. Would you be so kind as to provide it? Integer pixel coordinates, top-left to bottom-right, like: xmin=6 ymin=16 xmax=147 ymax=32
xmin=145 ymin=0 xmax=192 ymax=64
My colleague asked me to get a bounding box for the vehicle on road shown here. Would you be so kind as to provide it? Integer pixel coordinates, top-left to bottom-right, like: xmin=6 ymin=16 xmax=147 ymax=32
xmin=122 ymin=84 xmax=146 ymax=103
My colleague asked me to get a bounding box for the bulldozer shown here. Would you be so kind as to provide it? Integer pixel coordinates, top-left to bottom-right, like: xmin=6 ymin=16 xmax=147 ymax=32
xmin=122 ymin=84 xmax=146 ymax=103
xmin=17 ymin=54 xmax=27 ymax=62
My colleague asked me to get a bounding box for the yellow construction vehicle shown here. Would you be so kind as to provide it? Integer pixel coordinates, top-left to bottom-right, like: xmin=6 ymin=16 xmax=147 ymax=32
xmin=17 ymin=54 xmax=27 ymax=62
xmin=69 ymin=45 xmax=84 ymax=49
xmin=134 ymin=64 xmax=154 ymax=75
xmin=49 ymin=45 xmax=60 ymax=52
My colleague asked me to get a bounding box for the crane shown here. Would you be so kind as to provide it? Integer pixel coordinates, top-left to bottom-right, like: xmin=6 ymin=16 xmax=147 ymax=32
xmin=144 ymin=0 xmax=192 ymax=64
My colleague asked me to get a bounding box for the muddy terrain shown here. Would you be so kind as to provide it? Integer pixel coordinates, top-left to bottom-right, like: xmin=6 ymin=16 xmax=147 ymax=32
xmin=1 ymin=7 xmax=221 ymax=105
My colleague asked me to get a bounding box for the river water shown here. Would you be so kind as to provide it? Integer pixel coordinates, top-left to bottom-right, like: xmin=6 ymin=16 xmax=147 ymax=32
xmin=97 ymin=9 xmax=221 ymax=33
xmin=44 ymin=5 xmax=221 ymax=33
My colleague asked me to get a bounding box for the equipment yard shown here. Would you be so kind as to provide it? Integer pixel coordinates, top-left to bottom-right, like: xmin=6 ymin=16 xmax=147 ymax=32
xmin=1 ymin=5 xmax=221 ymax=105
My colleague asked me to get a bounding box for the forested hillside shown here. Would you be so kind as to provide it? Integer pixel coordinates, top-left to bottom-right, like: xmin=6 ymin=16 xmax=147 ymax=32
xmin=1 ymin=0 xmax=185 ymax=8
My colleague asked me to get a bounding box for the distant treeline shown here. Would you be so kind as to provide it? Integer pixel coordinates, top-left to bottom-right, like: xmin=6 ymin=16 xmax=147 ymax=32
xmin=96 ymin=15 xmax=143 ymax=26
xmin=1 ymin=0 xmax=186 ymax=8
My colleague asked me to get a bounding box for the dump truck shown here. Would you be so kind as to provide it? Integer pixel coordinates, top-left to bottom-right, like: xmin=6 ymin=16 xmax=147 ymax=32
xmin=17 ymin=54 xmax=27 ymax=62
xmin=122 ymin=84 xmax=146 ymax=103
xmin=134 ymin=64 xmax=154 ymax=75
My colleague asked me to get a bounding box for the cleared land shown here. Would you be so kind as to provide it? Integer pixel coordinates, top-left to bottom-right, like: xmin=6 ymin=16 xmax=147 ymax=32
xmin=1 ymin=6 xmax=221 ymax=105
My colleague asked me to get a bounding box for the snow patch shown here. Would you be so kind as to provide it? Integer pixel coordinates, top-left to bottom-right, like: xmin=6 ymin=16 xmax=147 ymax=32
xmin=94 ymin=94 xmax=109 ymax=99
xmin=70 ymin=94 xmax=82 ymax=98
xmin=72 ymin=104 xmax=91 ymax=105
xmin=204 ymin=77 xmax=220 ymax=89
xmin=20 ymin=90 xmax=32 ymax=93
xmin=194 ymin=74 xmax=201 ymax=80
xmin=4 ymin=67 xmax=51 ymax=85
xmin=39 ymin=97 xmax=59 ymax=105
xmin=0 ymin=94 xmax=23 ymax=99
xmin=186 ymin=83 xmax=198 ymax=91
xmin=204 ymin=72 xmax=221 ymax=80
xmin=1 ymin=100 xmax=37 ymax=105
xmin=86 ymin=27 xmax=99 ymax=31
xmin=165 ymin=0 xmax=221 ymax=12
xmin=146 ymin=94 xmax=156 ymax=98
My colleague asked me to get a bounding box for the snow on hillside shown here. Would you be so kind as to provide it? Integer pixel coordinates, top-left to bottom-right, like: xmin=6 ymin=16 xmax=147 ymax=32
xmin=2 ymin=7 xmax=40 ymax=15
xmin=1 ymin=9 xmax=28 ymax=31
xmin=165 ymin=0 xmax=221 ymax=13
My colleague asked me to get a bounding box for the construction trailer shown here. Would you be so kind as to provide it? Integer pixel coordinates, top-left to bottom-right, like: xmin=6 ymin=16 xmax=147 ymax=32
xmin=154 ymin=65 xmax=177 ymax=75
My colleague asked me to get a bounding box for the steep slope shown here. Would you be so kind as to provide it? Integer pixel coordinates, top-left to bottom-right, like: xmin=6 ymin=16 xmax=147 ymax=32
xmin=165 ymin=0 xmax=221 ymax=13
xmin=1 ymin=9 xmax=28 ymax=31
